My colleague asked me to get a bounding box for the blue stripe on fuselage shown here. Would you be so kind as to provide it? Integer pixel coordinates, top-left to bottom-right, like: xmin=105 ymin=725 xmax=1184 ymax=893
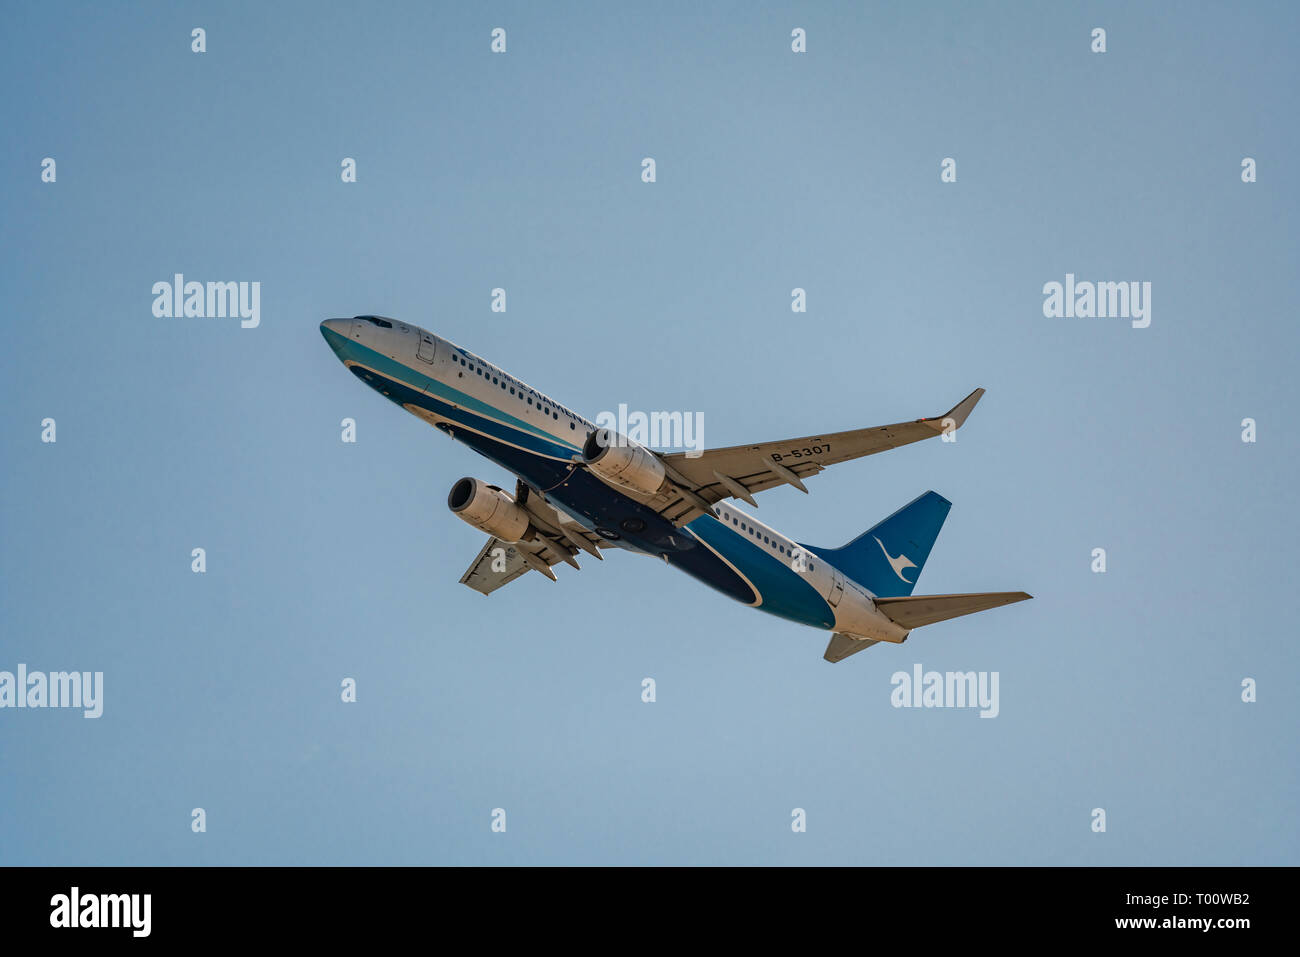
xmin=683 ymin=515 xmax=835 ymax=628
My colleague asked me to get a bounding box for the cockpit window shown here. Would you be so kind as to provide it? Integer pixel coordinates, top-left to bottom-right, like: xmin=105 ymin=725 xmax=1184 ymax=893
xmin=354 ymin=315 xmax=393 ymax=328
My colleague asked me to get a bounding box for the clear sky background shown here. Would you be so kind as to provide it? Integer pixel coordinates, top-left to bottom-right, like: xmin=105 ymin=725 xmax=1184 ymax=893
xmin=2 ymin=1 xmax=1296 ymax=865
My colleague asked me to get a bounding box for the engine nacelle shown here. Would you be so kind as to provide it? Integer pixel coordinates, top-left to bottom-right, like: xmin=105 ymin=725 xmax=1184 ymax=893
xmin=582 ymin=429 xmax=668 ymax=495
xmin=447 ymin=477 xmax=533 ymax=542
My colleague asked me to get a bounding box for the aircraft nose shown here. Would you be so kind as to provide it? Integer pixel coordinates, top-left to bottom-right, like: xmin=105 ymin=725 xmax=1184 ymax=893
xmin=320 ymin=318 xmax=355 ymax=360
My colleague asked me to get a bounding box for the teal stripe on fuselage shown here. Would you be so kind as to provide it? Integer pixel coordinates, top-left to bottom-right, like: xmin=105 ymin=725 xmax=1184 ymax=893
xmin=324 ymin=327 xmax=580 ymax=460
xmin=685 ymin=514 xmax=835 ymax=629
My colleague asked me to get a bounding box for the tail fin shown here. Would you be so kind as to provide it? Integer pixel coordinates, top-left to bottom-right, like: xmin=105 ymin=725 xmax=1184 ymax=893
xmin=806 ymin=491 xmax=951 ymax=597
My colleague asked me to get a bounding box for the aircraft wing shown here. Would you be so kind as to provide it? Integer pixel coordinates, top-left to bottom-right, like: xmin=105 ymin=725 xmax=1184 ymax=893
xmin=658 ymin=388 xmax=984 ymax=514
xmin=458 ymin=481 xmax=611 ymax=595
xmin=459 ymin=537 xmax=534 ymax=595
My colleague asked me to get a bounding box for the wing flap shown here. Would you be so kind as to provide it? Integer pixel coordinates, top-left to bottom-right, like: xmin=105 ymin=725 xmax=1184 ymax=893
xmin=512 ymin=480 xmax=610 ymax=558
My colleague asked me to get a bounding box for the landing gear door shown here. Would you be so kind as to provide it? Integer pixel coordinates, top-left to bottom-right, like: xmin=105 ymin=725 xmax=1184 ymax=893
xmin=417 ymin=332 xmax=436 ymax=364
xmin=828 ymin=568 xmax=845 ymax=608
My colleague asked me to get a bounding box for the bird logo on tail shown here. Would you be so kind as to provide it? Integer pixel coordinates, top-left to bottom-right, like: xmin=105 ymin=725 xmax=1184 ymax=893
xmin=874 ymin=536 xmax=917 ymax=583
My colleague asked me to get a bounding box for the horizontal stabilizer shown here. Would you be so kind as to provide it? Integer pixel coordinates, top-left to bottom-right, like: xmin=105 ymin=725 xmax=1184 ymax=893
xmin=874 ymin=591 xmax=1032 ymax=629
xmin=823 ymin=633 xmax=882 ymax=663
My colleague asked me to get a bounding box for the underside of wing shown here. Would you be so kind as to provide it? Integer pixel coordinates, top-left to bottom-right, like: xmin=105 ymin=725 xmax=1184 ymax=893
xmin=656 ymin=388 xmax=984 ymax=517
xmin=459 ymin=537 xmax=532 ymax=595
xmin=458 ymin=481 xmax=613 ymax=595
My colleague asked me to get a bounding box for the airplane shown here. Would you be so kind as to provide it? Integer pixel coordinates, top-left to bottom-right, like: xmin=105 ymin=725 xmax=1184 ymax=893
xmin=319 ymin=316 xmax=1031 ymax=662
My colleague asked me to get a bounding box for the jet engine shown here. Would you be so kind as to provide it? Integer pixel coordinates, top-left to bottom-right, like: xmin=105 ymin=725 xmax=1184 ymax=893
xmin=582 ymin=428 xmax=668 ymax=495
xmin=447 ymin=477 xmax=533 ymax=542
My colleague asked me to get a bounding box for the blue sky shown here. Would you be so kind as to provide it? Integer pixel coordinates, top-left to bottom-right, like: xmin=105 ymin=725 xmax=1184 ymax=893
xmin=1 ymin=1 xmax=1296 ymax=865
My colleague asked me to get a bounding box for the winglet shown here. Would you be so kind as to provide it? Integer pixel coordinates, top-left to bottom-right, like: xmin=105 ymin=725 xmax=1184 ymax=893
xmin=922 ymin=387 xmax=984 ymax=434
